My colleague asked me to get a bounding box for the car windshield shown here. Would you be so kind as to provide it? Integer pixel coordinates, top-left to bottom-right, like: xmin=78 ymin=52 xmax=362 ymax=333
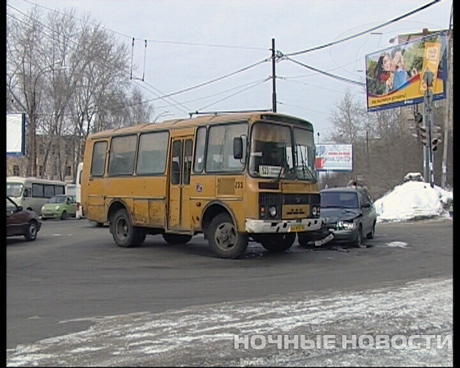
xmin=7 ymin=197 xmax=17 ymax=212
xmin=321 ymin=192 xmax=359 ymax=209
xmin=48 ymin=196 xmax=67 ymax=204
xmin=7 ymin=183 xmax=23 ymax=197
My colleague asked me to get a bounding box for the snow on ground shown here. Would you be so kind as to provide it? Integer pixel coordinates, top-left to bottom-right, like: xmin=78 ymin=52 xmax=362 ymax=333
xmin=374 ymin=181 xmax=453 ymax=223
xmin=6 ymin=277 xmax=452 ymax=367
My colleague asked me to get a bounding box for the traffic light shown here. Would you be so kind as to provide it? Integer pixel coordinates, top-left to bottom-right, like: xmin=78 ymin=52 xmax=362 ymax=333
xmin=419 ymin=126 xmax=428 ymax=146
xmin=431 ymin=126 xmax=442 ymax=152
xmin=431 ymin=138 xmax=439 ymax=152
xmin=414 ymin=112 xmax=423 ymax=128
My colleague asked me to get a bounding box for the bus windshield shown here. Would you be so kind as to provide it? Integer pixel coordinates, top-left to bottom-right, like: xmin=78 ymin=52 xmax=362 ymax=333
xmin=249 ymin=123 xmax=316 ymax=181
xmin=249 ymin=123 xmax=294 ymax=179
xmin=7 ymin=183 xmax=24 ymax=197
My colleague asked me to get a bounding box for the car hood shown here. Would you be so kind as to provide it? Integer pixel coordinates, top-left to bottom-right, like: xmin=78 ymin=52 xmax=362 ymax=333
xmin=321 ymin=208 xmax=361 ymax=223
xmin=42 ymin=203 xmax=62 ymax=209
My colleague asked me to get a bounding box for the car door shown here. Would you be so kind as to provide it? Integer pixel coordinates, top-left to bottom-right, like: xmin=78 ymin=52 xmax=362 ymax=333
xmin=363 ymin=189 xmax=377 ymax=226
xmin=358 ymin=190 xmax=372 ymax=234
xmin=7 ymin=198 xmax=27 ymax=236
xmin=68 ymin=196 xmax=77 ymax=216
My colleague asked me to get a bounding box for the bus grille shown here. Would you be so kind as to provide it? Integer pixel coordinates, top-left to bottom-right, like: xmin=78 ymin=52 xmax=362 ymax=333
xmin=259 ymin=193 xmax=320 ymax=206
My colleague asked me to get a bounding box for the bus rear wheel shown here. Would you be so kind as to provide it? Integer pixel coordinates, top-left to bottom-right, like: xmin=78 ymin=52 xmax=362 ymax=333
xmin=163 ymin=233 xmax=192 ymax=245
xmin=111 ymin=209 xmax=146 ymax=248
xmin=260 ymin=233 xmax=296 ymax=252
xmin=208 ymin=213 xmax=248 ymax=259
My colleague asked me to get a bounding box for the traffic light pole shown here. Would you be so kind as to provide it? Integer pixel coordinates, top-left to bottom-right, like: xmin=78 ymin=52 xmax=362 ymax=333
xmin=423 ymin=71 xmax=435 ymax=188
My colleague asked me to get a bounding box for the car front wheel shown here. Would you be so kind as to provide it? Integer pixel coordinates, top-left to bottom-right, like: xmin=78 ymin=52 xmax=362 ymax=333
xmin=24 ymin=221 xmax=38 ymax=241
xmin=353 ymin=226 xmax=363 ymax=247
xmin=260 ymin=233 xmax=296 ymax=252
xmin=367 ymin=222 xmax=376 ymax=239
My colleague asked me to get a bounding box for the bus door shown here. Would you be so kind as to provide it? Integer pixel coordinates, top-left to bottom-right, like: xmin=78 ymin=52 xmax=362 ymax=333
xmin=168 ymin=137 xmax=193 ymax=231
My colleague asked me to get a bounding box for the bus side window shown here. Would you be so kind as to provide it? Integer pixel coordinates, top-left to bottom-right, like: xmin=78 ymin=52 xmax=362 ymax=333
xmin=23 ymin=188 xmax=31 ymax=197
xmin=184 ymin=139 xmax=193 ymax=185
xmin=171 ymin=141 xmax=182 ymax=185
xmin=193 ymin=127 xmax=206 ymax=173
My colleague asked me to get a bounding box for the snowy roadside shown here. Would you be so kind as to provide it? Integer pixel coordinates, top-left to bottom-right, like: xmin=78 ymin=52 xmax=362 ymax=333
xmin=7 ymin=277 xmax=453 ymax=367
xmin=374 ymin=181 xmax=453 ymax=223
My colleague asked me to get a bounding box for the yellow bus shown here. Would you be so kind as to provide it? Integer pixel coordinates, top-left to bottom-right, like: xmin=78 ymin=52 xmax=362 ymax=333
xmin=81 ymin=112 xmax=322 ymax=258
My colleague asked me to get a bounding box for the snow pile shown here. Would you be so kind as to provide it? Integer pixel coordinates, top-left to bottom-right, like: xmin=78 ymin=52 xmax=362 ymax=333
xmin=374 ymin=181 xmax=453 ymax=222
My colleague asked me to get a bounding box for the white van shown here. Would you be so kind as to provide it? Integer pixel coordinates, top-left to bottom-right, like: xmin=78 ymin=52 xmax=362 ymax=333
xmin=75 ymin=162 xmax=85 ymax=219
xmin=7 ymin=177 xmax=67 ymax=214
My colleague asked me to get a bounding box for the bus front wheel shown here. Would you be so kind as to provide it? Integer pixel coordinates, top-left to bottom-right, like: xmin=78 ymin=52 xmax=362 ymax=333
xmin=208 ymin=213 xmax=248 ymax=259
xmin=110 ymin=209 xmax=146 ymax=248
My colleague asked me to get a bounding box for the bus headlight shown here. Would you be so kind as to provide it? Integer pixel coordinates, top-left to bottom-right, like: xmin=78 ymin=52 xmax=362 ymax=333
xmin=268 ymin=206 xmax=277 ymax=218
xmin=312 ymin=206 xmax=318 ymax=216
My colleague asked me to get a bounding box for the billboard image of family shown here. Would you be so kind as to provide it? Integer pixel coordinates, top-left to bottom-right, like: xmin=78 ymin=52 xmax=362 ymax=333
xmin=365 ymin=32 xmax=447 ymax=111
xmin=315 ymin=144 xmax=352 ymax=172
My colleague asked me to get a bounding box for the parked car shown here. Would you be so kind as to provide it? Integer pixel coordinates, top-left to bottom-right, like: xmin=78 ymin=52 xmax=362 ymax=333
xmin=7 ymin=196 xmax=42 ymax=241
xmin=41 ymin=195 xmax=77 ymax=220
xmin=298 ymin=187 xmax=377 ymax=247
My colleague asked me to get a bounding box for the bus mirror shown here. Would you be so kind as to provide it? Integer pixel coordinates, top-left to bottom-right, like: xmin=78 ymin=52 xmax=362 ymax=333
xmin=233 ymin=137 xmax=243 ymax=160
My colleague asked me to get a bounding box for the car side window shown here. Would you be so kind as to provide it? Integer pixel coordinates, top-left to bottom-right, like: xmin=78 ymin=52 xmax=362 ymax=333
xmin=358 ymin=191 xmax=369 ymax=207
xmin=364 ymin=190 xmax=374 ymax=204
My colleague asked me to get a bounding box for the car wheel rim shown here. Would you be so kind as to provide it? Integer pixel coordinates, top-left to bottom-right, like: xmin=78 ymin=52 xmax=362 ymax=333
xmin=215 ymin=222 xmax=237 ymax=251
xmin=116 ymin=218 xmax=129 ymax=241
xmin=29 ymin=224 xmax=36 ymax=238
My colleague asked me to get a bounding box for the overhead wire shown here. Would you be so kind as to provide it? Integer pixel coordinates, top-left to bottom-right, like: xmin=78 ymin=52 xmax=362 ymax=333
xmin=15 ymin=0 xmax=268 ymax=51
xmin=197 ymin=78 xmax=270 ymax=111
xmin=284 ymin=0 xmax=441 ymax=57
xmin=7 ymin=4 xmax=270 ymax=116
xmin=282 ymin=55 xmax=365 ymax=86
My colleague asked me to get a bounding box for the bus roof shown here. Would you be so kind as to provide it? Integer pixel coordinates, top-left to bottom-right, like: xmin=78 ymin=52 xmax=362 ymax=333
xmin=88 ymin=112 xmax=314 ymax=139
xmin=7 ymin=176 xmax=66 ymax=185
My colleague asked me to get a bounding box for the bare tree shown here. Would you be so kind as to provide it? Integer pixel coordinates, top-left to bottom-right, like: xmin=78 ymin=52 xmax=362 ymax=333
xmin=7 ymin=6 xmax=154 ymax=180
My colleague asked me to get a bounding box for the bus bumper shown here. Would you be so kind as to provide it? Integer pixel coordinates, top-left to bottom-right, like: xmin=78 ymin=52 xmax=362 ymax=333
xmin=245 ymin=218 xmax=323 ymax=233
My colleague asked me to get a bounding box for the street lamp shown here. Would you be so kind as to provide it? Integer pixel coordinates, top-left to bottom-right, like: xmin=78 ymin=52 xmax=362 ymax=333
xmin=29 ymin=62 xmax=66 ymax=177
xmin=153 ymin=110 xmax=174 ymax=123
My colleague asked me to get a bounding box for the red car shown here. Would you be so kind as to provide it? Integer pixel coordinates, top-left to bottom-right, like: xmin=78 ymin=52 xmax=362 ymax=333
xmin=7 ymin=196 xmax=42 ymax=241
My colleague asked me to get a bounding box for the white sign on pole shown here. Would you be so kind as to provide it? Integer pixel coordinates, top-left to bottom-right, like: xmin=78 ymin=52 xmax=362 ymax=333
xmin=315 ymin=144 xmax=353 ymax=172
xmin=7 ymin=113 xmax=26 ymax=156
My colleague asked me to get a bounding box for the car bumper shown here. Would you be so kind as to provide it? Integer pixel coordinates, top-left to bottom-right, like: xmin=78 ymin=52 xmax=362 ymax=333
xmin=328 ymin=228 xmax=360 ymax=243
xmin=245 ymin=218 xmax=322 ymax=233
xmin=41 ymin=212 xmax=58 ymax=219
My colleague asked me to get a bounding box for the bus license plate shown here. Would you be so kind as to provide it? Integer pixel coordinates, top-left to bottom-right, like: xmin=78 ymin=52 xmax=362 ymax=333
xmin=289 ymin=224 xmax=305 ymax=232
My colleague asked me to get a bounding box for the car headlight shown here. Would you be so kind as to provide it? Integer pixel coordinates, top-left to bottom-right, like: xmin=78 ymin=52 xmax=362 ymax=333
xmin=268 ymin=206 xmax=277 ymax=218
xmin=55 ymin=205 xmax=60 ymax=210
xmin=336 ymin=221 xmax=355 ymax=230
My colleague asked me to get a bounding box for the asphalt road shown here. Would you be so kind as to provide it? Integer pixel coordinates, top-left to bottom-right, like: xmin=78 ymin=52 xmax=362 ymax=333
xmin=7 ymin=217 xmax=453 ymax=357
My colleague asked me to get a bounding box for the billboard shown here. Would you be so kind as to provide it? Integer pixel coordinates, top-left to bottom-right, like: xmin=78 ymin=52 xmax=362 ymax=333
xmin=315 ymin=144 xmax=352 ymax=172
xmin=7 ymin=113 xmax=26 ymax=156
xmin=365 ymin=32 xmax=447 ymax=112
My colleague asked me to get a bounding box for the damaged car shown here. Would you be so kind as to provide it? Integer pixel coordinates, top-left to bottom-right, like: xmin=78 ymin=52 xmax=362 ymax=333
xmin=298 ymin=187 xmax=377 ymax=247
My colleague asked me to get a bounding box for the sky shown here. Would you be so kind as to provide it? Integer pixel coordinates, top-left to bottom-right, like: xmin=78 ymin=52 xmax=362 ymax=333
xmin=6 ymin=0 xmax=453 ymax=139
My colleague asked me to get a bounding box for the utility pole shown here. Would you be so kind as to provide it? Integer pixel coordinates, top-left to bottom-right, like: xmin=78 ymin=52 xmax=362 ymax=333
xmin=271 ymin=38 xmax=277 ymax=112
xmin=441 ymin=24 xmax=452 ymax=188
xmin=423 ymin=69 xmax=435 ymax=188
